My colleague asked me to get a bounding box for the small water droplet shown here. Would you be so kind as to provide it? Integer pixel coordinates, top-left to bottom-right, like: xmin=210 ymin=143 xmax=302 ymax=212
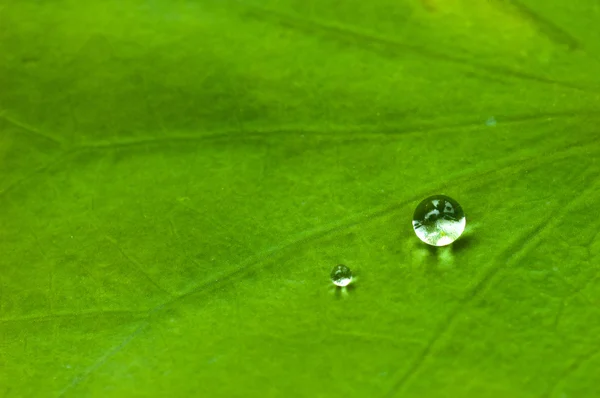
xmin=330 ymin=264 xmax=352 ymax=287
xmin=485 ymin=116 xmax=497 ymax=127
xmin=412 ymin=195 xmax=466 ymax=246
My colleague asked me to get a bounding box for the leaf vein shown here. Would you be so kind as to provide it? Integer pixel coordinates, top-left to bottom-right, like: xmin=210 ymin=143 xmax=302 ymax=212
xmin=386 ymin=167 xmax=600 ymax=397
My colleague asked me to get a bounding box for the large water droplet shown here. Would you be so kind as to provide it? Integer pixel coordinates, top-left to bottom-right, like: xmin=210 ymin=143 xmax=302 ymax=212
xmin=412 ymin=195 xmax=466 ymax=246
xmin=330 ymin=264 xmax=352 ymax=287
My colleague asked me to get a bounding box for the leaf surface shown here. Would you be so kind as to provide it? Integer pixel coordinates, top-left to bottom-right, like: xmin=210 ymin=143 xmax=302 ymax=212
xmin=1 ymin=1 xmax=600 ymax=397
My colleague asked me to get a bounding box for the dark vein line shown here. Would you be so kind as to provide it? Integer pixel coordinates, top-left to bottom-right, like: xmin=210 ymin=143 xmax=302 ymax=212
xmin=55 ymin=145 xmax=600 ymax=394
xmin=170 ymin=195 xmax=423 ymax=303
xmin=104 ymin=236 xmax=174 ymax=299
xmin=567 ymin=271 xmax=600 ymax=305
xmin=0 ymin=150 xmax=74 ymax=199
xmin=0 ymin=110 xmax=63 ymax=147
xmin=492 ymin=0 xmax=580 ymax=50
xmin=436 ymin=137 xmax=599 ymax=197
xmin=552 ymin=270 xmax=599 ymax=309
xmin=168 ymin=218 xmax=179 ymax=237
xmin=385 ymin=168 xmax=600 ymax=397
xmin=236 ymin=1 xmax=598 ymax=94
xmin=0 ymin=310 xmax=146 ymax=324
xmin=68 ymin=109 xmax=600 ymax=152
xmin=172 ymin=144 xmax=600 ymax=311
xmin=0 ymin=110 xmax=596 ymax=202
xmin=384 ymin=216 xmax=553 ymax=397
xmin=57 ymin=321 xmax=149 ymax=397
xmin=76 ymin=131 xmax=274 ymax=151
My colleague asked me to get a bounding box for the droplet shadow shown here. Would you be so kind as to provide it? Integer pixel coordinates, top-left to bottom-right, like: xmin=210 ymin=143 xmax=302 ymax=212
xmin=333 ymin=283 xmax=356 ymax=299
xmin=420 ymin=234 xmax=476 ymax=272
xmin=424 ymin=234 xmax=475 ymax=256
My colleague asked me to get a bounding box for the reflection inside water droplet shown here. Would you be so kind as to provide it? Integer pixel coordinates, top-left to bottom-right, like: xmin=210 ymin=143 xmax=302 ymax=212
xmin=330 ymin=264 xmax=352 ymax=287
xmin=412 ymin=195 xmax=466 ymax=246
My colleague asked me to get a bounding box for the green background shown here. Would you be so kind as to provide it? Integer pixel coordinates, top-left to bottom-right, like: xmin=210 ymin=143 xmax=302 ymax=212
xmin=1 ymin=0 xmax=600 ymax=397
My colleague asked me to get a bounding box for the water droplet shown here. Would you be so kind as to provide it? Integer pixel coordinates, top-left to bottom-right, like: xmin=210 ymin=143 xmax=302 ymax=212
xmin=412 ymin=195 xmax=466 ymax=246
xmin=330 ymin=264 xmax=352 ymax=287
xmin=486 ymin=116 xmax=497 ymax=127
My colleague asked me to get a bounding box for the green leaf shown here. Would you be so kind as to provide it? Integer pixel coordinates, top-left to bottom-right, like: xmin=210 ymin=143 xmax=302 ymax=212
xmin=1 ymin=0 xmax=600 ymax=397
